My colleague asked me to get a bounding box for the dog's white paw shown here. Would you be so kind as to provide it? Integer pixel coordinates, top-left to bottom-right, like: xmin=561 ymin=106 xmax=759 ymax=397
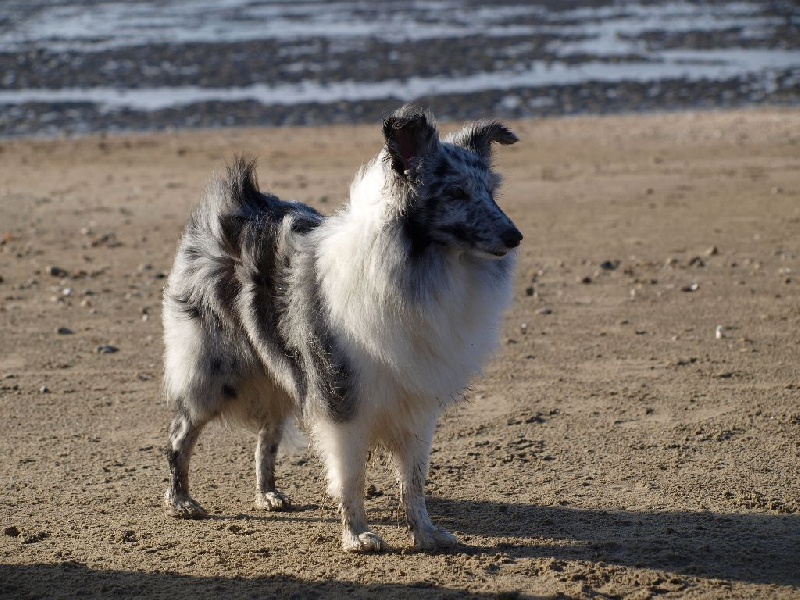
xmin=164 ymin=493 xmax=208 ymax=519
xmin=342 ymin=531 xmax=388 ymax=553
xmin=413 ymin=526 xmax=458 ymax=552
xmin=255 ymin=490 xmax=291 ymax=511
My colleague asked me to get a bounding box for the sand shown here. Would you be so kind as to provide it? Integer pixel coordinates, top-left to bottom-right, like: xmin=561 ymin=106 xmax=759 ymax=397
xmin=1 ymin=109 xmax=799 ymax=599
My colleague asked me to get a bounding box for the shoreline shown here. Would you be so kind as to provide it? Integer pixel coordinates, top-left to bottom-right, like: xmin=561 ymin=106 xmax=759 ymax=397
xmin=1 ymin=103 xmax=797 ymax=143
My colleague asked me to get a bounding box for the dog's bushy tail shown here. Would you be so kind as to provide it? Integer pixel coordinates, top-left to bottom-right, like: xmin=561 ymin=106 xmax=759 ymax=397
xmin=222 ymin=156 xmax=265 ymax=218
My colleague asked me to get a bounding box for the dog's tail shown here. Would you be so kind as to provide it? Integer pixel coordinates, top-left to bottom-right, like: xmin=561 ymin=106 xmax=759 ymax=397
xmin=221 ymin=156 xmax=266 ymax=219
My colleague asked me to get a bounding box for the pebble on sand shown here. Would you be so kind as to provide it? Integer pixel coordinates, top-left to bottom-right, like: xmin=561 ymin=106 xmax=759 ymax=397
xmin=56 ymin=327 xmax=73 ymax=335
xmin=95 ymin=345 xmax=119 ymax=354
xmin=3 ymin=526 xmax=20 ymax=537
xmin=47 ymin=265 xmax=68 ymax=278
xmin=600 ymin=260 xmax=620 ymax=271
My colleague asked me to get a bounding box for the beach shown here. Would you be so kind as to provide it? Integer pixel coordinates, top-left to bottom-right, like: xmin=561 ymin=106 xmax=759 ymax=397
xmin=1 ymin=108 xmax=799 ymax=598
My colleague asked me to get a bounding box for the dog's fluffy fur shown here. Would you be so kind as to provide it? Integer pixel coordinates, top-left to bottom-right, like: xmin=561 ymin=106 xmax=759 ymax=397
xmin=162 ymin=105 xmax=521 ymax=552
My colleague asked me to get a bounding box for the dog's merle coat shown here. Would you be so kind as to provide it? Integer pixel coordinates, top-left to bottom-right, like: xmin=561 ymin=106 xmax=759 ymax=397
xmin=163 ymin=105 xmax=521 ymax=552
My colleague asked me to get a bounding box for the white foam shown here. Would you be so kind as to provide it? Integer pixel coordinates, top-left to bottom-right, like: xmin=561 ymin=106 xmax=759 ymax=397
xmin=0 ymin=49 xmax=795 ymax=112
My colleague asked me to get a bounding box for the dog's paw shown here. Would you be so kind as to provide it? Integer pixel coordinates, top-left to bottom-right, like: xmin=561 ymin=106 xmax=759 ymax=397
xmin=164 ymin=493 xmax=208 ymax=519
xmin=413 ymin=526 xmax=458 ymax=552
xmin=255 ymin=490 xmax=291 ymax=511
xmin=342 ymin=531 xmax=388 ymax=553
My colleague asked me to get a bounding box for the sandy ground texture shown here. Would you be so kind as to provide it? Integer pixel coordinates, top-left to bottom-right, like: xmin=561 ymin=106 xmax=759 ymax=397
xmin=1 ymin=109 xmax=799 ymax=599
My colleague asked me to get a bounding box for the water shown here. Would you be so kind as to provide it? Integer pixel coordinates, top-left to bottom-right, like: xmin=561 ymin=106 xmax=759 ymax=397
xmin=0 ymin=0 xmax=797 ymax=136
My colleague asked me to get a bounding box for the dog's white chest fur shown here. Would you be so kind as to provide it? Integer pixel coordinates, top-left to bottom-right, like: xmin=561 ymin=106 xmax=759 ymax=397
xmin=314 ymin=159 xmax=515 ymax=415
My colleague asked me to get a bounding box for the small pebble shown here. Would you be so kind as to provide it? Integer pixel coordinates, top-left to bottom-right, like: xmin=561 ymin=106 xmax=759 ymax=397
xmin=705 ymin=245 xmax=719 ymax=257
xmin=40 ymin=385 xmax=49 ymax=393
xmin=62 ymin=288 xmax=73 ymax=296
xmin=95 ymin=345 xmax=119 ymax=354
xmin=579 ymin=276 xmax=592 ymax=285
xmin=520 ymin=323 xmax=528 ymax=334
xmin=536 ymin=308 xmax=552 ymax=315
xmin=688 ymin=256 xmax=705 ymax=267
xmin=365 ymin=484 xmax=383 ymax=498
xmin=716 ymin=325 xmax=726 ymax=339
xmin=681 ymin=283 xmax=699 ymax=292
xmin=599 ymin=260 xmax=620 ymax=271
xmin=47 ymin=265 xmax=68 ymax=278
xmin=524 ymin=286 xmax=535 ymax=297
xmin=56 ymin=327 xmax=73 ymax=335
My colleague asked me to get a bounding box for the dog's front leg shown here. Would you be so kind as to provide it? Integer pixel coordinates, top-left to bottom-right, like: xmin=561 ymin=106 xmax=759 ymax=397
xmin=394 ymin=422 xmax=458 ymax=551
xmin=314 ymin=421 xmax=387 ymax=553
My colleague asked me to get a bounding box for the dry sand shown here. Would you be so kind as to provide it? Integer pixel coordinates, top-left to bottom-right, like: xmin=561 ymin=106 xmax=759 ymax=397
xmin=1 ymin=109 xmax=799 ymax=599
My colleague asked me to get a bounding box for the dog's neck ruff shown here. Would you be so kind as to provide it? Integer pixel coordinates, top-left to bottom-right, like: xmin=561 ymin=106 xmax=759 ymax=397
xmin=312 ymin=158 xmax=516 ymax=406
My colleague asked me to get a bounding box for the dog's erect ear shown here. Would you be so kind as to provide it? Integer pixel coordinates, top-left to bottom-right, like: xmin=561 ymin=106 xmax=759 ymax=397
xmin=382 ymin=105 xmax=438 ymax=176
xmin=451 ymin=120 xmax=518 ymax=161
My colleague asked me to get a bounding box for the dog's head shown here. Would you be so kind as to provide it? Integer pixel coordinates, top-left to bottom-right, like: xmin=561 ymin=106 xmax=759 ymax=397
xmin=383 ymin=104 xmax=522 ymax=260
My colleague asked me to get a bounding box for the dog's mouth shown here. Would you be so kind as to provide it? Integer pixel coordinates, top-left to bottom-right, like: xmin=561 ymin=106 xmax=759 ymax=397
xmin=474 ymin=227 xmax=522 ymax=259
xmin=487 ymin=248 xmax=509 ymax=258
xmin=470 ymin=245 xmax=511 ymax=260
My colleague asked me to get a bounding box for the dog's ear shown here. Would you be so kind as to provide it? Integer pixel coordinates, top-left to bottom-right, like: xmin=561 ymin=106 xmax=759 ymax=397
xmin=382 ymin=105 xmax=438 ymax=176
xmin=451 ymin=120 xmax=518 ymax=162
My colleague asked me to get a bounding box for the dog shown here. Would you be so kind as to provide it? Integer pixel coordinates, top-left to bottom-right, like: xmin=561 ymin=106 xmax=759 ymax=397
xmin=162 ymin=104 xmax=521 ymax=552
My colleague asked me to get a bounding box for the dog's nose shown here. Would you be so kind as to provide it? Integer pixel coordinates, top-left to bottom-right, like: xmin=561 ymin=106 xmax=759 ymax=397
xmin=500 ymin=226 xmax=523 ymax=249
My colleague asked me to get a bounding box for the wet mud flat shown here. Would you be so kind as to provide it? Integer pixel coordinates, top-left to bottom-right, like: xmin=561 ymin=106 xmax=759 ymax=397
xmin=0 ymin=0 xmax=797 ymax=137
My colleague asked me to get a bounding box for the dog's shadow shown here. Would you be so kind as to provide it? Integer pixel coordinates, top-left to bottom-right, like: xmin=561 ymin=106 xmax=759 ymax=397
xmin=427 ymin=497 xmax=800 ymax=586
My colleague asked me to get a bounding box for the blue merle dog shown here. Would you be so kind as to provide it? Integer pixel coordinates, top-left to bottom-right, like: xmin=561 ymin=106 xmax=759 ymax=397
xmin=162 ymin=104 xmax=521 ymax=552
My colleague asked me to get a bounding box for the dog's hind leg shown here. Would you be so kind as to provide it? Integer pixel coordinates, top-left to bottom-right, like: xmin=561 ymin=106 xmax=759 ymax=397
xmin=393 ymin=420 xmax=458 ymax=551
xmin=314 ymin=421 xmax=387 ymax=553
xmin=254 ymin=422 xmax=291 ymax=511
xmin=164 ymin=411 xmax=209 ymax=519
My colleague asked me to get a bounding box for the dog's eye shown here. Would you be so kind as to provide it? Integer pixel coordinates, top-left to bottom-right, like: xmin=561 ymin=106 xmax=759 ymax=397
xmin=449 ymin=188 xmax=468 ymax=200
